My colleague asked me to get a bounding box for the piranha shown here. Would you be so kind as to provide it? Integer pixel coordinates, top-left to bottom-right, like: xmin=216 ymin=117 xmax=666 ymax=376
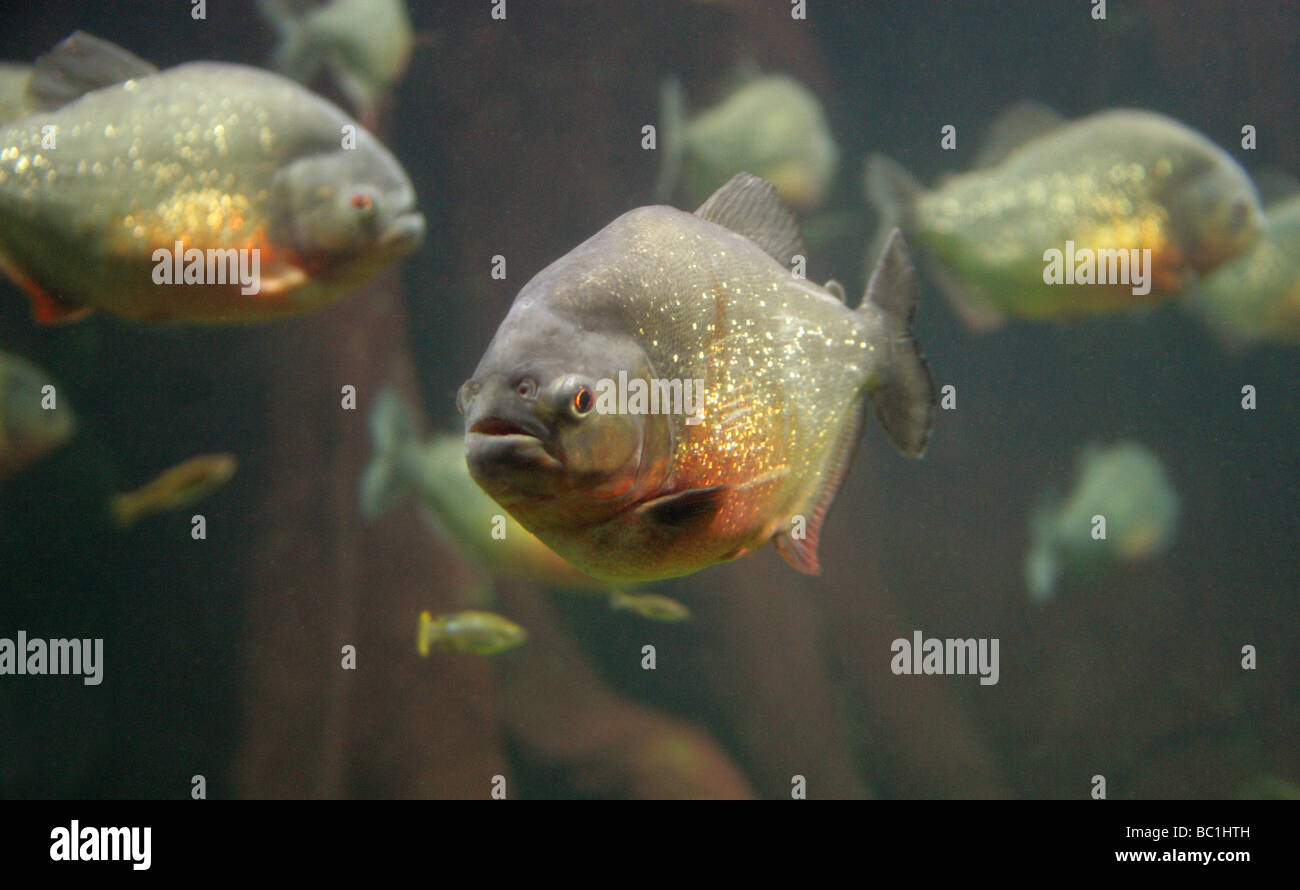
xmin=0 ymin=31 xmax=424 ymax=324
xmin=417 ymin=609 xmax=527 ymax=657
xmin=461 ymin=173 xmax=936 ymax=584
xmin=609 ymin=591 xmax=692 ymax=623
xmin=111 ymin=453 xmax=238 ymax=529
xmin=865 ymin=102 xmax=1262 ymax=329
xmin=0 ymin=349 xmax=75 ymax=479
xmin=258 ymin=0 xmax=415 ymax=128
xmin=361 ymin=388 xmax=607 ymax=591
xmin=1025 ymin=440 xmax=1180 ymax=603
xmin=1189 ymin=193 xmax=1300 ymax=346
xmin=656 ymin=71 xmax=839 ymax=213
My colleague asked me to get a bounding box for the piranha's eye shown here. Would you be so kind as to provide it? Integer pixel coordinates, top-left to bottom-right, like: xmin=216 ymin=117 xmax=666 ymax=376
xmin=456 ymin=380 xmax=480 ymax=414
xmin=1227 ymin=198 xmax=1251 ymax=229
xmin=515 ymin=377 xmax=538 ymax=400
xmin=349 ymin=191 xmax=376 ymax=215
xmin=572 ymin=386 xmax=594 ymax=417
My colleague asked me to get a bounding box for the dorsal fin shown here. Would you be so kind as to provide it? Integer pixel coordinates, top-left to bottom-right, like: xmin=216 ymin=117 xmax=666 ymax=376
xmin=27 ymin=31 xmax=157 ymax=112
xmin=695 ymin=172 xmax=805 ymax=268
xmin=974 ymin=100 xmax=1065 ymax=168
xmin=824 ymin=279 xmax=847 ymax=302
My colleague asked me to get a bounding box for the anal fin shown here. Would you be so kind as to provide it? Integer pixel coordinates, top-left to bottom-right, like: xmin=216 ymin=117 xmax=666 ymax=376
xmin=29 ymin=288 xmax=93 ymax=324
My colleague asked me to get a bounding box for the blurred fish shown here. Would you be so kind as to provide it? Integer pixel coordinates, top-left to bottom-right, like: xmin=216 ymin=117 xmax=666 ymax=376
xmin=461 ymin=173 xmax=935 ymax=583
xmin=0 ymin=64 xmax=32 ymax=123
xmin=1025 ymin=441 xmax=1180 ymax=602
xmin=0 ymin=31 xmax=424 ymax=324
xmin=609 ymin=590 xmax=692 ymax=622
xmin=111 ymin=453 xmax=237 ymax=528
xmin=417 ymin=609 xmax=527 ymax=656
xmin=866 ymin=103 xmax=1262 ymax=329
xmin=1189 ymin=193 xmax=1300 ymax=346
xmin=361 ymin=388 xmax=607 ymax=590
xmin=259 ymin=0 xmax=415 ymax=128
xmin=656 ymin=72 xmax=839 ymax=213
xmin=0 ymin=349 xmax=75 ymax=479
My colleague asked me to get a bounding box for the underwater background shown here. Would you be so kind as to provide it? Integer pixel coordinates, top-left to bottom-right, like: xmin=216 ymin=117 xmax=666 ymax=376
xmin=1 ymin=0 xmax=1296 ymax=799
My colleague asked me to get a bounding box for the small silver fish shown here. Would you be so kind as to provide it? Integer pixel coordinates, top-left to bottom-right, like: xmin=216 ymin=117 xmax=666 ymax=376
xmin=417 ymin=610 xmax=528 ymax=656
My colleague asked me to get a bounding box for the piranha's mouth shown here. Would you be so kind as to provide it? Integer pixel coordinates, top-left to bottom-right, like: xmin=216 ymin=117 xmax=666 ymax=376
xmin=379 ymin=211 xmax=426 ymax=255
xmin=466 ymin=417 xmax=564 ymax=489
xmin=470 ymin=418 xmax=538 ymax=437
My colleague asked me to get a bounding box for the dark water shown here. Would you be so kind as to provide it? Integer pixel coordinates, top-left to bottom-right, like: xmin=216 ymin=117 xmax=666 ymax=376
xmin=1 ymin=0 xmax=1296 ymax=799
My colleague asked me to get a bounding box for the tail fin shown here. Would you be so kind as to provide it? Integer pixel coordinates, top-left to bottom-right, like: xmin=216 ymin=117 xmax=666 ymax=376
xmin=860 ymin=230 xmax=936 ymax=457
xmin=359 ymin=387 xmax=416 ymax=520
xmin=862 ymin=153 xmax=921 ymax=258
xmin=652 ymin=76 xmax=687 ymax=204
xmin=257 ymin=0 xmax=321 ymax=84
xmin=1024 ymin=494 xmax=1062 ymax=603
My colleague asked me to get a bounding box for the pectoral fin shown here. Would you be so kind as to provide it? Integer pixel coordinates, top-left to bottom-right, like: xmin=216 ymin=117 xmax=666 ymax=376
xmin=635 ymin=484 xmax=727 ymax=533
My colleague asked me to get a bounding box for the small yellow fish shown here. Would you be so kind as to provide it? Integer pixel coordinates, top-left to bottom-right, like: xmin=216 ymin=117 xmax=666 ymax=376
xmin=866 ymin=103 xmax=1262 ymax=328
xmin=0 ymin=350 xmax=75 ymax=480
xmin=417 ymin=610 xmax=527 ymax=656
xmin=609 ymin=591 xmax=692 ymax=622
xmin=111 ymin=453 xmax=237 ymax=528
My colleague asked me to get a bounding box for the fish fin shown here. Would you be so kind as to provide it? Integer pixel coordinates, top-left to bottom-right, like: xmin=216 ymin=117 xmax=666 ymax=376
xmin=254 ymin=264 xmax=311 ymax=297
xmin=824 ymin=279 xmax=847 ymax=302
xmin=416 ymin=611 xmax=435 ymax=657
xmin=773 ymin=532 xmax=821 ymax=575
xmin=860 ymin=231 xmax=936 ymax=457
xmin=359 ymin=387 xmax=416 ymax=520
xmin=694 ymin=172 xmax=805 ymax=269
xmin=27 ymin=32 xmax=157 ymax=111
xmin=258 ymin=0 xmax=325 ymax=84
xmin=1025 ymin=492 xmax=1062 ymax=603
xmin=28 ymin=287 xmax=93 ymax=325
xmin=862 ymin=154 xmax=920 ymax=238
xmin=927 ymin=260 xmax=1007 ymax=332
xmin=653 ymin=76 xmax=687 ymax=204
xmin=635 ymin=484 xmax=727 ymax=534
xmin=0 ymin=247 xmax=93 ymax=323
xmin=974 ymin=100 xmax=1065 ymax=168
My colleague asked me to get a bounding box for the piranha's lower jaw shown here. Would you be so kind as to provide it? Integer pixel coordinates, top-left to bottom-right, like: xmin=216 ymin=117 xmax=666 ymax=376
xmin=465 ymin=429 xmax=564 ymax=496
xmin=379 ymin=211 xmax=427 ymax=256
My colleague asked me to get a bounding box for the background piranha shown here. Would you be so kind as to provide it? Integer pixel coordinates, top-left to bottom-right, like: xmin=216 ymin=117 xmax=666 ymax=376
xmin=866 ymin=104 xmax=1263 ymax=329
xmin=0 ymin=32 xmax=424 ymax=324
